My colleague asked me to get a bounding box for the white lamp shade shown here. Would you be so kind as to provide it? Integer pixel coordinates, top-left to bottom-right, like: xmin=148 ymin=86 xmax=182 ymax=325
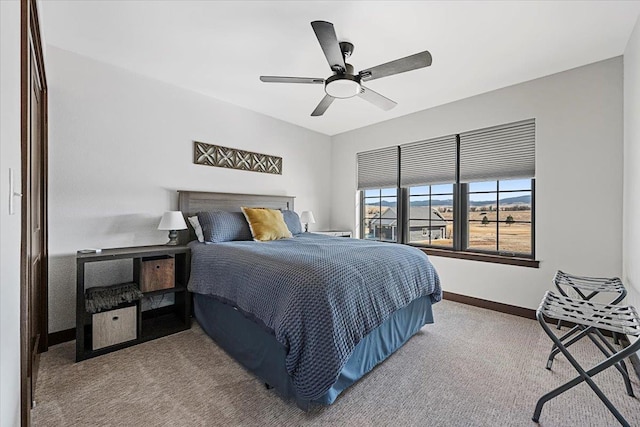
xmin=300 ymin=211 xmax=316 ymax=224
xmin=158 ymin=211 xmax=187 ymax=230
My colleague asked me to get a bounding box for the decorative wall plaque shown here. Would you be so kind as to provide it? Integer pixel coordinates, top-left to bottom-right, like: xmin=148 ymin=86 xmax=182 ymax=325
xmin=193 ymin=141 xmax=282 ymax=175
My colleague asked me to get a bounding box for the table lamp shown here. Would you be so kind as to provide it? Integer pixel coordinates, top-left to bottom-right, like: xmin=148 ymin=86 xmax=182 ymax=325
xmin=158 ymin=211 xmax=187 ymax=245
xmin=300 ymin=211 xmax=316 ymax=233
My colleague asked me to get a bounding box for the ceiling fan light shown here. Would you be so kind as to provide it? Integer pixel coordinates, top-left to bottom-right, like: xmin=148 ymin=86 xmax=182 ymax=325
xmin=325 ymin=77 xmax=361 ymax=99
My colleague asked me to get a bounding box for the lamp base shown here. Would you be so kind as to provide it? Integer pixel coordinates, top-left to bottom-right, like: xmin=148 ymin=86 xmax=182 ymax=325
xmin=304 ymin=224 xmax=309 ymax=232
xmin=166 ymin=230 xmax=179 ymax=245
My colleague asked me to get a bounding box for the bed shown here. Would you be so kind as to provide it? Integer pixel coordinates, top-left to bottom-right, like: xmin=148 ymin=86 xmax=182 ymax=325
xmin=179 ymin=191 xmax=442 ymax=409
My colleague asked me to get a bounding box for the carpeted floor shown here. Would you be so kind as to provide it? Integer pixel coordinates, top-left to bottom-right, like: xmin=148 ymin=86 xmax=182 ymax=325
xmin=32 ymin=300 xmax=640 ymax=426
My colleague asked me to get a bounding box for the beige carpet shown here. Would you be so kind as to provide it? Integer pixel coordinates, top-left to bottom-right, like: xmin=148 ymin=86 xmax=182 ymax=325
xmin=32 ymin=300 xmax=640 ymax=426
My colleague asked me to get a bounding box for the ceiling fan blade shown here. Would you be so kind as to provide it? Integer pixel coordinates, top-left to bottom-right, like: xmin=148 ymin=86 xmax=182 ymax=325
xmin=311 ymin=21 xmax=346 ymax=73
xmin=359 ymin=51 xmax=432 ymax=82
xmin=311 ymin=94 xmax=335 ymax=116
xmin=260 ymin=76 xmax=325 ymax=84
xmin=358 ymin=86 xmax=397 ymax=111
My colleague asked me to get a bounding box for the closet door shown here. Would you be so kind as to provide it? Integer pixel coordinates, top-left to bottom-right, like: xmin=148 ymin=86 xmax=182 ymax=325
xmin=21 ymin=0 xmax=48 ymax=423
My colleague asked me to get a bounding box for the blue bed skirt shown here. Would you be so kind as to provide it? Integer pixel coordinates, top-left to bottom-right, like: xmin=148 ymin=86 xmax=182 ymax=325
xmin=194 ymin=293 xmax=434 ymax=409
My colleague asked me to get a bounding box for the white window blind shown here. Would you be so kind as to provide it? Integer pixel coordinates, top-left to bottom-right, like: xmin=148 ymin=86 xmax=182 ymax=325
xmin=400 ymin=134 xmax=457 ymax=187
xmin=459 ymin=119 xmax=535 ymax=182
xmin=356 ymin=147 xmax=398 ymax=190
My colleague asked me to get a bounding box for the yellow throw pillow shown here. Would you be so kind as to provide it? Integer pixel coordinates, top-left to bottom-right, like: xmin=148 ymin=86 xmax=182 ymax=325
xmin=241 ymin=207 xmax=293 ymax=242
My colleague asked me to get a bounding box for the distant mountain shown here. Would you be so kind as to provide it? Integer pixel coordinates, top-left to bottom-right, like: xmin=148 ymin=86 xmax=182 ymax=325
xmin=487 ymin=195 xmax=531 ymax=206
xmin=376 ymin=194 xmax=530 ymax=208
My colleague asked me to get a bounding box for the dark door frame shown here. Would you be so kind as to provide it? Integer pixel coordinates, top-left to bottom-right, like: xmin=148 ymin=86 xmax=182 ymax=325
xmin=21 ymin=0 xmax=48 ymax=424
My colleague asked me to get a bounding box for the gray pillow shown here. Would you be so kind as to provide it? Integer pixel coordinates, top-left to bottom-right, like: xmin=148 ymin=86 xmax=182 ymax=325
xmin=281 ymin=210 xmax=303 ymax=235
xmin=197 ymin=211 xmax=253 ymax=243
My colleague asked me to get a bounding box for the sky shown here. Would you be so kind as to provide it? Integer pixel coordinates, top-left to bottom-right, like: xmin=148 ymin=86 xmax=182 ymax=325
xmin=365 ymin=179 xmax=532 ymax=203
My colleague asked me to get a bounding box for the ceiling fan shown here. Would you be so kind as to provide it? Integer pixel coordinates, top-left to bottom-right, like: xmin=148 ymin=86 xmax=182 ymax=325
xmin=260 ymin=20 xmax=432 ymax=117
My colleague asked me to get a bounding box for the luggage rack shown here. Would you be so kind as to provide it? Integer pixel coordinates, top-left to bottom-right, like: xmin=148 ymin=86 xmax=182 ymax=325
xmin=533 ymin=290 xmax=640 ymax=426
xmin=554 ymin=270 xmax=626 ymax=297
xmin=549 ymin=271 xmax=627 ymax=366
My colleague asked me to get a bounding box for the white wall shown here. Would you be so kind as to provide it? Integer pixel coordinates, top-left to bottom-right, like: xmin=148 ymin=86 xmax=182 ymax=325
xmin=331 ymin=58 xmax=623 ymax=310
xmin=47 ymin=47 xmax=332 ymax=333
xmin=0 ymin=1 xmax=22 ymax=425
xmin=623 ymin=15 xmax=640 ymax=343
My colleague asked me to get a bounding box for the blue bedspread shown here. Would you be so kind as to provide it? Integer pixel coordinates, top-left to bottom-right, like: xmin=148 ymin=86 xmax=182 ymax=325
xmin=188 ymin=233 xmax=442 ymax=401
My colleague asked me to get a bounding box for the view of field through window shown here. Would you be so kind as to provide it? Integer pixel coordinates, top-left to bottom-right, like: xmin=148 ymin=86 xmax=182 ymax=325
xmin=363 ymin=188 xmax=398 ymax=242
xmin=363 ymin=179 xmax=532 ymax=255
xmin=409 ymin=184 xmax=454 ymax=248
xmin=467 ymin=179 xmax=532 ymax=254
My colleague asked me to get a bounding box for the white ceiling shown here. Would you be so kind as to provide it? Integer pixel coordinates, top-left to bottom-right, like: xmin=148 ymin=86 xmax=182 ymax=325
xmin=40 ymin=1 xmax=640 ymax=136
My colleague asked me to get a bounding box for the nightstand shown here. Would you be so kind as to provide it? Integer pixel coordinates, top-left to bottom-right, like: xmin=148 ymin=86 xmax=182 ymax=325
xmin=76 ymin=245 xmax=191 ymax=361
xmin=313 ymin=230 xmax=353 ymax=238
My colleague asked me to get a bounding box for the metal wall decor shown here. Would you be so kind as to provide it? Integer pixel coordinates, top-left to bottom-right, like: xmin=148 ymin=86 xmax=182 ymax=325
xmin=193 ymin=141 xmax=282 ymax=175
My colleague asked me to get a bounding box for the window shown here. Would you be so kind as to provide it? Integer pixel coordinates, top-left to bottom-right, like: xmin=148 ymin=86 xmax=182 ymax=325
xmin=363 ymin=188 xmax=398 ymax=242
xmin=356 ymin=119 xmax=536 ymax=262
xmin=408 ymin=184 xmax=454 ymax=248
xmin=466 ymin=179 xmax=533 ymax=256
xmin=357 ymin=147 xmax=399 ymax=243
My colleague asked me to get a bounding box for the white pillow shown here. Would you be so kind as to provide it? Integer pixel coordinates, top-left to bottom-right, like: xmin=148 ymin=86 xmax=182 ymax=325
xmin=188 ymin=216 xmax=204 ymax=243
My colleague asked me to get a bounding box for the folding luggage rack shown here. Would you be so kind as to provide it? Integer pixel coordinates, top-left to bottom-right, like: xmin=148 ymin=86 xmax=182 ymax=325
xmin=534 ymin=290 xmax=640 ymax=426
xmin=548 ymin=271 xmax=627 ymax=366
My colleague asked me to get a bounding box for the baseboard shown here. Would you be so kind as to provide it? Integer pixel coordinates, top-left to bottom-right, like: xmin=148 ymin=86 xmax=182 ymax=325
xmin=48 ymin=328 xmax=75 ymax=346
xmin=442 ymin=291 xmax=536 ymax=319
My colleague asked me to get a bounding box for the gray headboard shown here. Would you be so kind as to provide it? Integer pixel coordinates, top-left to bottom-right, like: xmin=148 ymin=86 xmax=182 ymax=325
xmin=177 ymin=191 xmax=295 ymax=244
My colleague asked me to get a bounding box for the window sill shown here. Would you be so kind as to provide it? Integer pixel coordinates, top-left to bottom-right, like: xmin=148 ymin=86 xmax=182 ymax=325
xmin=417 ymin=247 xmax=540 ymax=268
